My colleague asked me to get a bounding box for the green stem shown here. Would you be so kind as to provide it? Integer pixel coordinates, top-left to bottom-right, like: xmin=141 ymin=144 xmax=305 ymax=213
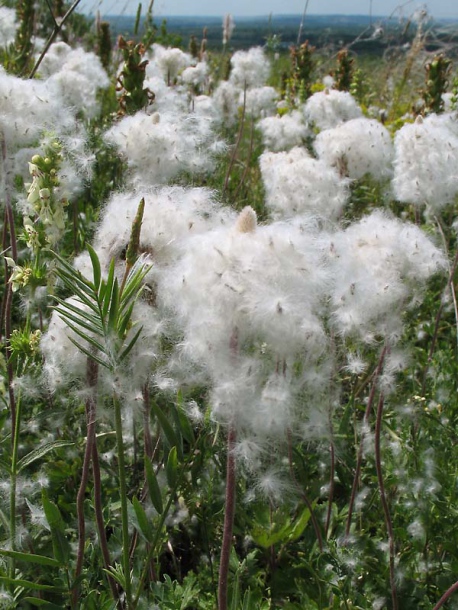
xmin=133 ymin=448 xmax=197 ymax=607
xmin=72 ymin=358 xmax=98 ymax=609
xmin=113 ymin=392 xmax=132 ymax=607
xmin=9 ymin=390 xmax=22 ymax=581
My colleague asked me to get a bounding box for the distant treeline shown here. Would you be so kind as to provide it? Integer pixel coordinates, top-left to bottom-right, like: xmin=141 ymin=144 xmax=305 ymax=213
xmin=100 ymin=13 xmax=458 ymax=55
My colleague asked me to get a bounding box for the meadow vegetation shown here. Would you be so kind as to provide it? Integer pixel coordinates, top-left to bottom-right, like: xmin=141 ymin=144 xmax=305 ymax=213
xmin=2 ymin=2 xmax=458 ymax=609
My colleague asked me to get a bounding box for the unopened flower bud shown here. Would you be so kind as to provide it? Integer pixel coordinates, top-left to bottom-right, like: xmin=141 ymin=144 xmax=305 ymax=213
xmin=235 ymin=206 xmax=257 ymax=233
xmin=39 ymin=188 xmax=51 ymax=201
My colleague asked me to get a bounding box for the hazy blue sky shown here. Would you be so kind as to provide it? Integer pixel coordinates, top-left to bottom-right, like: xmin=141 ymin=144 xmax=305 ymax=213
xmin=80 ymin=0 xmax=457 ymax=19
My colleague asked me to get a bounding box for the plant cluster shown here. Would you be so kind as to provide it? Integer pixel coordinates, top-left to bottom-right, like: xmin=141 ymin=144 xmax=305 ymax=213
xmin=1 ymin=6 xmax=458 ymax=610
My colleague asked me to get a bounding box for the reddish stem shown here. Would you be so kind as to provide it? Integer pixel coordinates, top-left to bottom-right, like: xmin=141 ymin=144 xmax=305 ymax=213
xmin=374 ymin=392 xmax=398 ymax=610
xmin=345 ymin=344 xmax=388 ymax=537
xmin=433 ymin=580 xmax=458 ymax=610
xmin=218 ymin=424 xmax=237 ymax=610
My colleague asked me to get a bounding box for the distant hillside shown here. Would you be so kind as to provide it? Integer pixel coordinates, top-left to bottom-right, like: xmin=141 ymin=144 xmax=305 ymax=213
xmin=101 ymin=13 xmax=458 ymax=55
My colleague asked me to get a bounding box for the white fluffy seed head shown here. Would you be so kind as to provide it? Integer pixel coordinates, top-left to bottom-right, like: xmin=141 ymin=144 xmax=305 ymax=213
xmin=314 ymin=117 xmax=393 ymax=180
xmin=303 ymin=89 xmax=362 ymax=131
xmin=260 ymin=147 xmax=349 ymax=222
xmin=257 ymin=110 xmax=310 ymax=151
xmin=392 ymin=112 xmax=458 ymax=209
xmin=229 ymin=47 xmax=270 ymax=89
xmin=104 ymin=110 xmax=224 ymax=187
xmin=0 ymin=7 xmax=17 ymax=46
xmin=325 ymin=210 xmax=446 ymax=342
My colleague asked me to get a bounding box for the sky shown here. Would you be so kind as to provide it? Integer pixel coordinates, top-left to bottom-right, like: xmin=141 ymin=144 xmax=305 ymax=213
xmin=79 ymin=0 xmax=458 ymax=19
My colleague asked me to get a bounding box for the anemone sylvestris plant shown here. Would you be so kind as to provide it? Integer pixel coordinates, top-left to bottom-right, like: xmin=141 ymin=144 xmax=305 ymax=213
xmin=2 ymin=6 xmax=458 ymax=610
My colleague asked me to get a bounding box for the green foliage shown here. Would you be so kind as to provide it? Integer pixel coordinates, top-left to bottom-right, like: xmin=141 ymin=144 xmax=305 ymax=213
xmin=335 ymin=49 xmax=354 ymax=91
xmin=4 ymin=7 xmax=458 ymax=610
xmin=422 ymin=53 xmax=452 ymax=115
xmin=117 ymin=36 xmax=154 ymax=115
xmin=289 ymin=40 xmax=315 ymax=102
xmin=52 ymin=244 xmax=150 ymax=370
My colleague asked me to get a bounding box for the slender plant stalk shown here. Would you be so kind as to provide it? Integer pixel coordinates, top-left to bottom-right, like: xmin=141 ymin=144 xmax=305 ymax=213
xmin=29 ymin=0 xmax=82 ymax=78
xmin=433 ymin=580 xmax=458 ymax=610
xmin=73 ymin=358 xmax=99 ymax=608
xmin=345 ymin=344 xmax=388 ymax=537
xmin=9 ymin=390 xmax=23 ymax=581
xmin=1 ymin=134 xmax=18 ymax=429
xmin=133 ymin=445 xmax=197 ymax=606
xmin=91 ymin=439 xmax=119 ymax=602
xmin=142 ymin=384 xmax=153 ymax=459
xmin=325 ymin=442 xmax=335 ymax=539
xmin=374 ymin=392 xmax=398 ymax=610
xmin=223 ymin=85 xmax=247 ymax=194
xmin=297 ymin=0 xmax=310 ymax=45
xmin=218 ymin=423 xmax=237 ymax=610
xmin=113 ymin=392 xmax=133 ymax=607
xmin=286 ymin=429 xmax=323 ymax=551
xmin=421 ymin=247 xmax=458 ymax=394
xmin=434 ymin=216 xmax=458 ymax=347
xmin=2 ymin=132 xmax=20 ymax=583
xmin=232 ymin=117 xmax=255 ymax=201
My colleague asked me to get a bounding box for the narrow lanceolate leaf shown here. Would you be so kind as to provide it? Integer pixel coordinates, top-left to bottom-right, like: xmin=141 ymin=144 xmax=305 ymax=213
xmin=17 ymin=441 xmax=74 ymax=473
xmin=0 ymin=576 xmax=64 ymax=592
xmin=53 ymin=261 xmax=98 ymax=303
xmin=0 ymin=549 xmax=60 ymax=568
xmin=108 ymin=279 xmax=120 ymax=332
xmin=118 ymin=326 xmax=143 ymax=363
xmin=102 ymin=260 xmax=116 ymax=318
xmin=173 ymin=393 xmax=195 ymax=445
xmin=87 ymin=244 xmax=101 ymax=290
xmin=53 ymin=305 xmax=104 ymax=339
xmin=23 ymin=598 xmax=64 ymax=609
xmin=151 ymin=402 xmax=179 ymax=455
xmin=120 ymin=264 xmax=151 ymax=306
xmin=52 ymin=297 xmax=104 ymax=333
xmin=67 ymin=337 xmax=109 ymax=370
xmin=132 ymin=496 xmax=153 ymax=542
xmin=118 ymin=301 xmax=135 ymax=337
xmin=53 ymin=273 xmax=99 ymax=314
xmin=145 ymin=457 xmax=163 ymax=514
xmin=166 ymin=446 xmax=178 ymax=488
xmin=57 ymin=318 xmax=106 ymax=355
xmin=42 ymin=490 xmax=71 ymax=566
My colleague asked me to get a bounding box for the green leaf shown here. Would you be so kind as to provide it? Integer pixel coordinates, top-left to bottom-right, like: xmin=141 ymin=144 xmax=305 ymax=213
xmin=120 ymin=264 xmax=151 ymax=306
xmin=42 ymin=490 xmax=71 ymax=566
xmin=0 ymin=549 xmax=60 ymax=567
xmin=118 ymin=301 xmax=135 ymax=337
xmin=0 ymin=576 xmax=64 ymax=592
xmin=166 ymin=446 xmax=178 ymax=488
xmin=251 ymin=505 xmax=313 ymax=548
xmin=108 ymin=279 xmax=120 ymax=332
xmin=88 ymin=244 xmax=102 ymax=290
xmin=103 ymin=564 xmax=126 ymax=590
xmin=151 ymin=402 xmax=179 ymax=455
xmin=132 ymin=496 xmax=153 ymax=542
xmin=18 ymin=440 xmax=75 ymax=473
xmin=52 ymin=306 xmax=104 ymax=342
xmin=52 ymin=297 xmax=103 ymax=333
xmin=67 ymin=337 xmax=109 ymax=369
xmin=145 ymin=457 xmax=163 ymax=514
xmin=102 ymin=260 xmax=116 ymax=318
xmin=118 ymin=326 xmax=143 ymax=363
xmin=173 ymin=393 xmax=195 ymax=445
xmin=23 ymin=598 xmax=64 ymax=609
xmin=58 ymin=318 xmax=106 ymax=355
